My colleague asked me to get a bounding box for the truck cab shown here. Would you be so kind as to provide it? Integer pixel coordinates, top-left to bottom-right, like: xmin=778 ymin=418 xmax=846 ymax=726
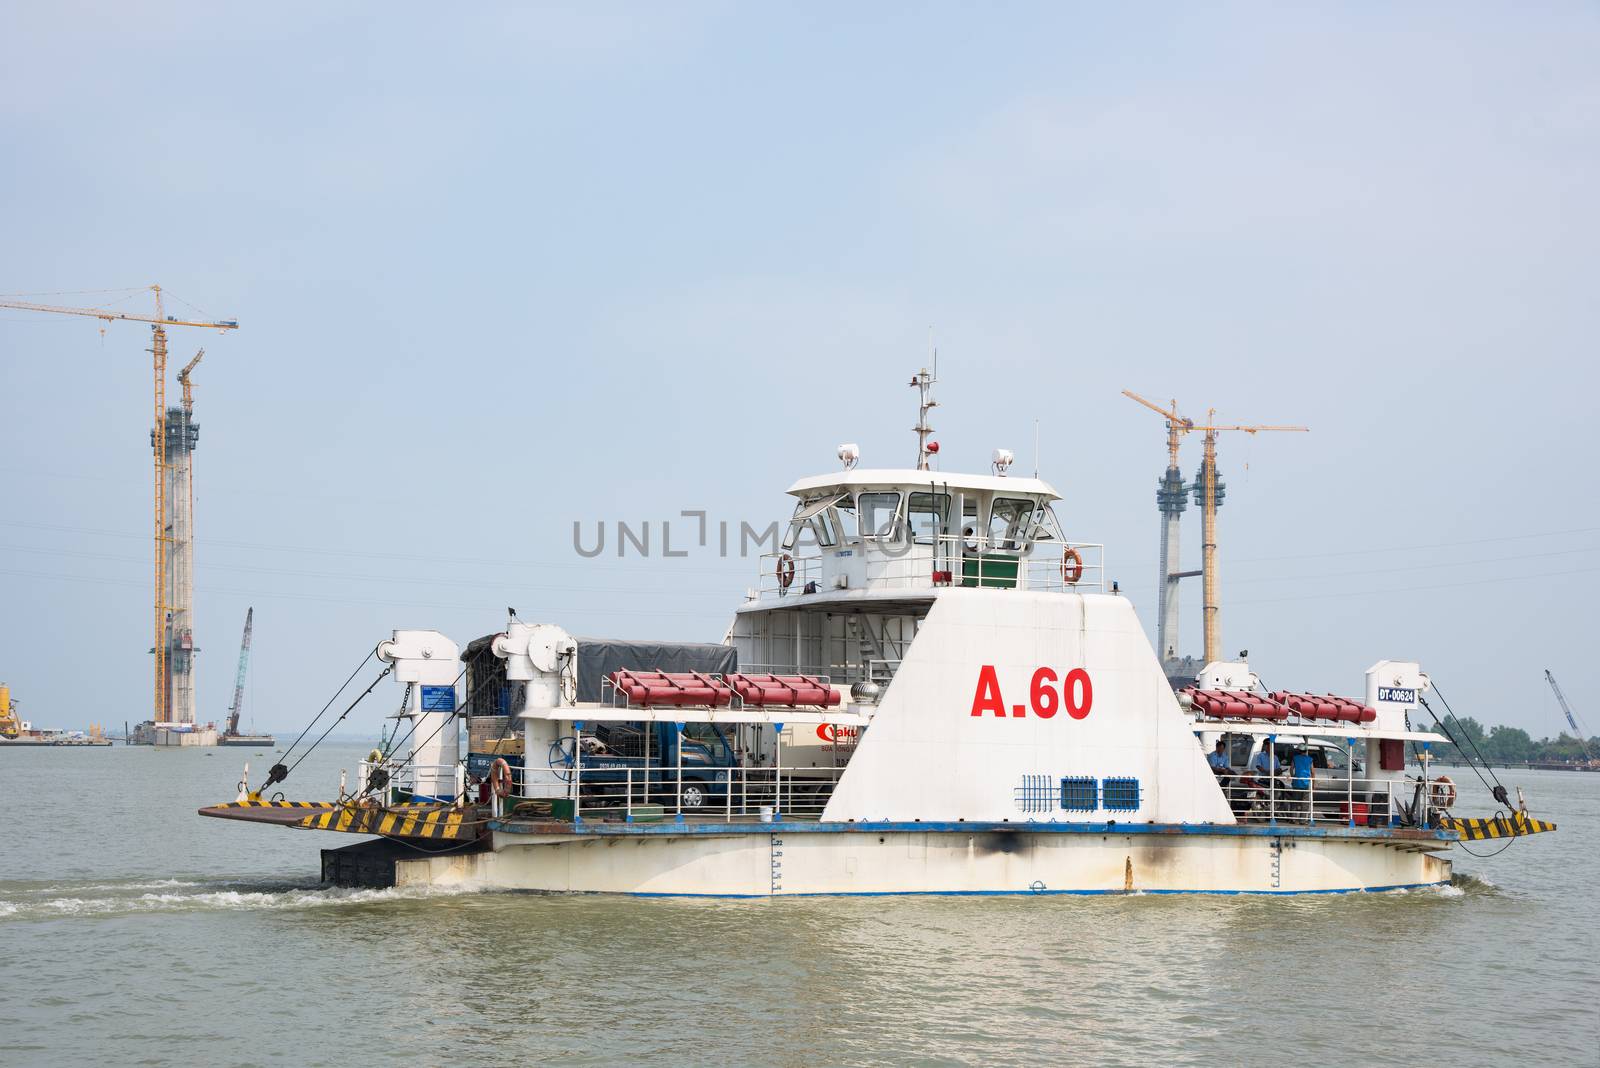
xmin=569 ymin=720 xmax=740 ymax=809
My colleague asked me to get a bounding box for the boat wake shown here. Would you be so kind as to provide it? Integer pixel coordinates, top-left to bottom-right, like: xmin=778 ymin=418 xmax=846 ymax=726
xmin=0 ymin=877 xmax=473 ymax=921
xmin=1446 ymin=872 xmax=1499 ymax=896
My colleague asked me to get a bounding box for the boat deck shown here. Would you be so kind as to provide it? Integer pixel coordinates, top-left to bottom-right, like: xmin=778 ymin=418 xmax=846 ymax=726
xmin=488 ymin=814 xmax=1459 ymax=848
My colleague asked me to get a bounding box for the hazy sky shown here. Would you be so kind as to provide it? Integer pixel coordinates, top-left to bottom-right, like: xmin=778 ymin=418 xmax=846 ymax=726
xmin=1 ymin=4 xmax=1595 ymax=738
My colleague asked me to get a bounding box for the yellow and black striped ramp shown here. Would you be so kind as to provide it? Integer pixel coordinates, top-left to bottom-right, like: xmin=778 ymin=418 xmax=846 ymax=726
xmin=210 ymin=799 xmax=328 ymax=810
xmin=199 ymin=799 xmax=340 ymax=826
xmin=295 ymin=804 xmax=475 ymax=841
xmin=1441 ymin=811 xmax=1557 ymax=841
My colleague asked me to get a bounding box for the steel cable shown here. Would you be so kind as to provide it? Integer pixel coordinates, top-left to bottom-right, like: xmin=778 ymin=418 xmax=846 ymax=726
xmin=1427 ymin=682 xmax=1507 ymax=790
xmin=1424 ymin=682 xmax=1512 ymax=809
xmin=275 ymin=666 xmax=392 ymax=786
xmin=274 ymin=649 xmax=375 ymax=770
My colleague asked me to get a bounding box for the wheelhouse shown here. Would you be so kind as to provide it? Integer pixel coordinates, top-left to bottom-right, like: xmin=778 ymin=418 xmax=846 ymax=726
xmin=734 ymin=468 xmax=1103 ymax=696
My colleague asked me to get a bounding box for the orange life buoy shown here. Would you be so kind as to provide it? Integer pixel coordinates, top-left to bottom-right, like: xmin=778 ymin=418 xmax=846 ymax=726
xmin=776 ymin=552 xmax=796 ymax=590
xmin=1429 ymin=775 xmax=1456 ymax=811
xmin=1060 ymin=547 xmax=1084 ymax=585
xmin=489 ymin=757 xmax=513 ymax=799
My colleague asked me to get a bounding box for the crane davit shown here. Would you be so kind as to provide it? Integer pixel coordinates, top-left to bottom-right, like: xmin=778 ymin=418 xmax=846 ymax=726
xmin=220 ymin=607 xmax=272 ymax=747
xmin=1544 ymin=669 xmax=1592 ymax=762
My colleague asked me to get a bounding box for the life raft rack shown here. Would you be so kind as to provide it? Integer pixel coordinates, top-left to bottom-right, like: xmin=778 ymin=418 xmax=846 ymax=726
xmin=603 ymin=670 xmax=843 ymax=710
xmin=1182 ymin=687 xmax=1377 ymax=725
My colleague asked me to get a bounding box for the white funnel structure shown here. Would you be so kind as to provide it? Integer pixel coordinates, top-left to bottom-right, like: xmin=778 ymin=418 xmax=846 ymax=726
xmin=492 ymin=622 xmax=577 ymax=799
xmin=377 ymin=630 xmax=462 ymax=801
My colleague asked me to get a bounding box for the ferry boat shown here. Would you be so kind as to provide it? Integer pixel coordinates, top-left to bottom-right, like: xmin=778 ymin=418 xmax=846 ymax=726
xmin=200 ymin=372 xmax=1554 ymax=895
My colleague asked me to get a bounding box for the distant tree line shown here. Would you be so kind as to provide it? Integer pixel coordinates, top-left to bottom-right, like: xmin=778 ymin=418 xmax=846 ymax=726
xmin=1426 ymin=715 xmax=1598 ymax=766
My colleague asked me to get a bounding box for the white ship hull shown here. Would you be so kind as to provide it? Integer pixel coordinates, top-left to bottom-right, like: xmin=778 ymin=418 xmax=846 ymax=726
xmin=212 ymin=441 xmax=1543 ymax=895
xmin=388 ymin=825 xmax=1452 ymax=896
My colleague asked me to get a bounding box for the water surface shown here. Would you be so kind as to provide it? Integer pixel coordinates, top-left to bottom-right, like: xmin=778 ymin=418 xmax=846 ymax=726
xmin=2 ymin=744 xmax=1594 ymax=1066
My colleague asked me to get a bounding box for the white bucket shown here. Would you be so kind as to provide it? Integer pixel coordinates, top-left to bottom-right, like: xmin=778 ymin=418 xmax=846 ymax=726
xmin=759 ymin=805 xmax=774 ymax=823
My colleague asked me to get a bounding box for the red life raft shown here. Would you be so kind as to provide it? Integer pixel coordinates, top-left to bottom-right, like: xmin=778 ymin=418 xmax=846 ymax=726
xmin=1269 ymin=691 xmax=1377 ymax=724
xmin=727 ymin=673 xmax=841 ymax=708
xmin=606 ymin=670 xmax=733 ymax=706
xmin=604 ymin=670 xmax=841 ymax=708
xmin=1185 ymin=689 xmax=1287 ymax=721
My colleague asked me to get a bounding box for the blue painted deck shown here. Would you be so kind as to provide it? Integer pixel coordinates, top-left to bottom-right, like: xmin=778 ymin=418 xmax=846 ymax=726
xmin=488 ymin=816 xmax=1457 ymax=844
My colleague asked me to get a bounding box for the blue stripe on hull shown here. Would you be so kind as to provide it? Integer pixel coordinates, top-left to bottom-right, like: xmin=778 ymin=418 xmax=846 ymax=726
xmin=493 ymin=818 xmax=1456 ymax=844
xmin=625 ymin=881 xmax=1453 ymax=900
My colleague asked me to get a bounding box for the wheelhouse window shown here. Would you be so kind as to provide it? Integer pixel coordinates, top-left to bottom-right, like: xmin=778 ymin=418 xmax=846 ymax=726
xmin=859 ymin=492 xmax=903 ymax=540
xmin=783 ymin=493 xmax=846 ymax=549
xmin=960 ymin=499 xmax=980 ymax=549
xmin=1033 ymin=503 xmax=1065 ymax=542
xmin=830 ymin=499 xmax=859 ymax=544
xmin=988 ymin=497 xmax=1037 ymax=551
xmin=908 ymin=492 xmax=950 ymax=545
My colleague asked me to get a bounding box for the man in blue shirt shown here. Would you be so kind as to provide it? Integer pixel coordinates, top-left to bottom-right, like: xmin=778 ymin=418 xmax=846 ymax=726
xmin=1290 ymin=750 xmax=1314 ymax=792
xmin=1207 ymin=738 xmax=1231 ymax=773
xmin=1250 ymin=745 xmax=1282 ymax=778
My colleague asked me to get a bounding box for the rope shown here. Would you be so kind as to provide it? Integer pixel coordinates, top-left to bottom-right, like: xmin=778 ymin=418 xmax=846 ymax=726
xmin=357 ymin=665 xmax=498 ymax=803
xmin=380 ymin=831 xmax=491 ymax=856
xmin=264 ymin=666 xmax=390 ymax=791
xmin=273 ymin=649 xmax=376 ymax=775
xmin=1417 ymin=699 xmax=1497 ymax=800
xmin=1428 ymin=682 xmax=1506 ymax=791
xmin=469 ymin=650 xmax=580 ymax=801
xmin=366 ymin=668 xmax=468 ymax=783
xmin=1457 ymin=837 xmax=1517 ymax=859
xmin=0 ymin=286 xmax=147 ymax=298
xmin=1422 ymin=684 xmax=1511 ymax=807
xmin=160 ymin=287 xmax=221 ymax=322
xmin=423 ymin=653 xmax=576 ymax=811
xmin=378 ymin=683 xmax=415 ymax=762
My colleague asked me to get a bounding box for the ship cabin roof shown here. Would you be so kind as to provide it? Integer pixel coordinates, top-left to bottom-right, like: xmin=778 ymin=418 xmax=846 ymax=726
xmin=742 ymin=467 xmax=1097 ymax=610
xmin=785 ymin=468 xmax=1062 ymax=502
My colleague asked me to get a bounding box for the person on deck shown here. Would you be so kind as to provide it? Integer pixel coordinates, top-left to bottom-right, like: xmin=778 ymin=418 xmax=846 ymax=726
xmin=1210 ymin=738 xmax=1244 ymax=814
xmin=1237 ymin=744 xmax=1286 ymax=820
xmin=1289 ymin=749 xmax=1313 ymax=792
xmin=1250 ymin=746 xmax=1283 ymax=779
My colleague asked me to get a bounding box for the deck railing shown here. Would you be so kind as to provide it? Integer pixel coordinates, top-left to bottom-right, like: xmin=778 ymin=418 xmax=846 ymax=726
xmin=1213 ymin=772 xmax=1456 ymax=829
xmin=353 ymin=760 xmax=464 ymax=806
xmin=505 ymin=762 xmax=846 ymax=823
xmin=348 ymin=759 xmax=1458 ymax=834
xmin=754 ymin=536 xmax=1105 ymax=600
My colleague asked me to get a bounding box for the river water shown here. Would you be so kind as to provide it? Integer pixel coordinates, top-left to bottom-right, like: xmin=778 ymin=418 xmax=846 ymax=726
xmin=1 ymin=744 xmax=1594 ymax=1066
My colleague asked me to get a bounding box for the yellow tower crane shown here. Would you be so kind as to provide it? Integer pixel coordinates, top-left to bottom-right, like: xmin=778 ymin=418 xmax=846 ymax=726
xmin=1122 ymin=390 xmax=1307 ymax=666
xmin=0 ymin=286 xmax=238 ymax=722
xmin=178 ymin=348 xmax=204 ymax=411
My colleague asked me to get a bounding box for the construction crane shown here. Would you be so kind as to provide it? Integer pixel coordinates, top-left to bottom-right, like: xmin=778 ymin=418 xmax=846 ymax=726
xmin=0 ymin=285 xmax=238 ymax=725
xmin=1123 ymin=391 xmax=1307 ymax=666
xmin=1118 ymin=394 xmax=1194 ymax=670
xmin=1544 ymin=670 xmax=1592 ymax=760
xmin=225 ymin=607 xmax=254 ymax=738
xmin=178 ymin=349 xmax=204 ymax=410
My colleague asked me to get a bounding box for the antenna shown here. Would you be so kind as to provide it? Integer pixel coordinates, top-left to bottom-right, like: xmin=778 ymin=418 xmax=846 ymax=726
xmin=1034 ymin=419 xmax=1040 ymax=478
xmin=910 ymin=359 xmax=939 ymax=471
